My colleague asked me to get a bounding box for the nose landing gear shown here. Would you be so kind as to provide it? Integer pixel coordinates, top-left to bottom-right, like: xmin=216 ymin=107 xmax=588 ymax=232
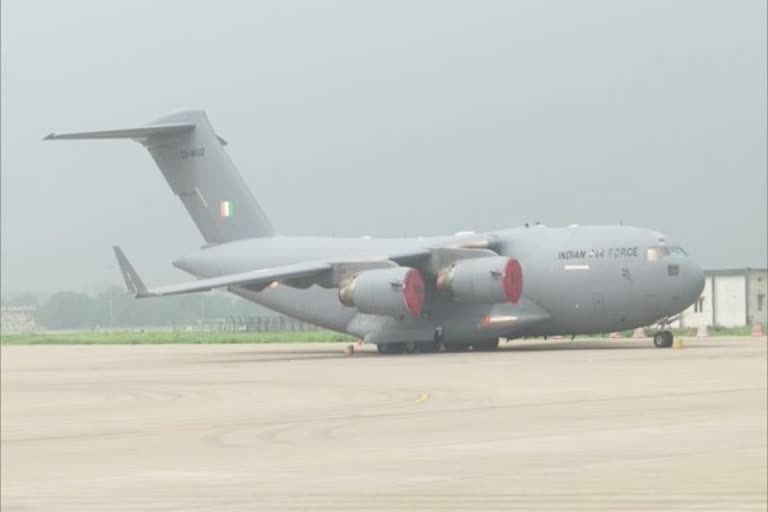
xmin=653 ymin=331 xmax=674 ymax=348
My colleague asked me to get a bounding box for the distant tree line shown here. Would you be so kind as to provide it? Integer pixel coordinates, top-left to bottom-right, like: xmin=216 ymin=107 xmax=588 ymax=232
xmin=1 ymin=288 xmax=276 ymax=330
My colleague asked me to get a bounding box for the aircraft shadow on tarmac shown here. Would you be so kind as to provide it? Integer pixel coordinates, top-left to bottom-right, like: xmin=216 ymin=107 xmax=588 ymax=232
xmin=197 ymin=339 xmax=723 ymax=365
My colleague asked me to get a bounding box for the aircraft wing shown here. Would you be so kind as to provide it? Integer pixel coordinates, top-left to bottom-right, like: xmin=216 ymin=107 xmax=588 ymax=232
xmin=113 ymin=241 xmax=500 ymax=298
xmin=114 ymin=246 xmax=333 ymax=298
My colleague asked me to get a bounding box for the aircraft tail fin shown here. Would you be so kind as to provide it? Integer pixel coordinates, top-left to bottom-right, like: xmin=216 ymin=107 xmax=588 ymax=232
xmin=46 ymin=110 xmax=275 ymax=243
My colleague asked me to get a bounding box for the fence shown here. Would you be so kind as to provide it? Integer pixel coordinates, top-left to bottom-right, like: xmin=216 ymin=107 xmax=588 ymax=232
xmin=172 ymin=315 xmax=323 ymax=333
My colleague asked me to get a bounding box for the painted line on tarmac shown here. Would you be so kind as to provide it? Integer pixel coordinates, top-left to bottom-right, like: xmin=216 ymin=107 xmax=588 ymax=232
xmin=415 ymin=392 xmax=431 ymax=404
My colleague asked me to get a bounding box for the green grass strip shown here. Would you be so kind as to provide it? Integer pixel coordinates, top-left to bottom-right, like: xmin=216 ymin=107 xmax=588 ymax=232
xmin=0 ymin=330 xmax=355 ymax=345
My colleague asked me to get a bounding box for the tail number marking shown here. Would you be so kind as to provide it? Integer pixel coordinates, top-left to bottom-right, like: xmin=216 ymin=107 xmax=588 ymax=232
xmin=181 ymin=147 xmax=205 ymax=159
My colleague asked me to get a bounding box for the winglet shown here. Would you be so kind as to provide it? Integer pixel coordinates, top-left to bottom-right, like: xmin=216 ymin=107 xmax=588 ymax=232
xmin=113 ymin=246 xmax=149 ymax=297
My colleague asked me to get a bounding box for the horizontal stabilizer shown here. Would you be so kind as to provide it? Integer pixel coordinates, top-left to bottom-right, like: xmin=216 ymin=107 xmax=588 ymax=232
xmin=44 ymin=123 xmax=195 ymax=141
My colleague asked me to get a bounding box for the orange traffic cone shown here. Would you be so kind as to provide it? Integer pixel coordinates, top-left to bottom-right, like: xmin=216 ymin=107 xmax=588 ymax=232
xmin=632 ymin=327 xmax=647 ymax=338
xmin=696 ymin=325 xmax=708 ymax=338
xmin=752 ymin=324 xmax=765 ymax=337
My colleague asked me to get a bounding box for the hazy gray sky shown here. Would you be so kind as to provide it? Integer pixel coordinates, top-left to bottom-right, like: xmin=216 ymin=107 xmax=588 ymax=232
xmin=2 ymin=0 xmax=766 ymax=296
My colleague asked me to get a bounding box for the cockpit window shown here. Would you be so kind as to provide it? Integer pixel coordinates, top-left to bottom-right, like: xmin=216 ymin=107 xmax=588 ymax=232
xmin=646 ymin=246 xmax=671 ymax=261
xmin=647 ymin=246 xmax=686 ymax=261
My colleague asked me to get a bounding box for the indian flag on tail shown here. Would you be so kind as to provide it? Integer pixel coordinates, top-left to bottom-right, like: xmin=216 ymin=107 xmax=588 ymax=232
xmin=220 ymin=200 xmax=233 ymax=218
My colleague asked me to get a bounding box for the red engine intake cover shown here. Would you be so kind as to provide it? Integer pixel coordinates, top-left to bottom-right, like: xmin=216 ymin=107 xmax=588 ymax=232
xmin=502 ymin=258 xmax=523 ymax=304
xmin=403 ymin=269 xmax=426 ymax=316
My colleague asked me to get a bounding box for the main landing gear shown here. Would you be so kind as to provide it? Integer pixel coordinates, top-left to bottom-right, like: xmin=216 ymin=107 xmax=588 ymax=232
xmin=377 ymin=342 xmax=405 ymax=354
xmin=376 ymin=339 xmax=499 ymax=354
xmin=376 ymin=341 xmax=441 ymax=354
xmin=444 ymin=340 xmax=498 ymax=351
xmin=653 ymin=330 xmax=674 ymax=348
xmin=472 ymin=339 xmax=500 ymax=351
xmin=442 ymin=342 xmax=469 ymax=352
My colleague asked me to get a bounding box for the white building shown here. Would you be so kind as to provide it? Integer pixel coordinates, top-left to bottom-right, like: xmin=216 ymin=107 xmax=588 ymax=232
xmin=0 ymin=306 xmax=37 ymax=334
xmin=679 ymin=268 xmax=767 ymax=328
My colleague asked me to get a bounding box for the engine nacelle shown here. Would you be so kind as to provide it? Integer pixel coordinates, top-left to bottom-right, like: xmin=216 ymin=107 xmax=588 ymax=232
xmin=338 ymin=267 xmax=425 ymax=318
xmin=436 ymin=256 xmax=523 ymax=304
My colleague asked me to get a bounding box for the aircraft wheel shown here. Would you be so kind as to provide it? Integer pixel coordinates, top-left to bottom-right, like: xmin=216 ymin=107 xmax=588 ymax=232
xmin=472 ymin=339 xmax=499 ymax=351
xmin=653 ymin=331 xmax=673 ymax=348
xmin=416 ymin=341 xmax=441 ymax=353
xmin=443 ymin=342 xmax=470 ymax=352
xmin=404 ymin=342 xmax=418 ymax=354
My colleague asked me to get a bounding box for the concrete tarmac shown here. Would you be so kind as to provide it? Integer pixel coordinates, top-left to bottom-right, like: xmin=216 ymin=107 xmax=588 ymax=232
xmin=2 ymin=337 xmax=766 ymax=511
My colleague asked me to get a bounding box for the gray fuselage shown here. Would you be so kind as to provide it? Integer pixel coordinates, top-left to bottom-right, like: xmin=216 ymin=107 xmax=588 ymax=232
xmin=174 ymin=225 xmax=705 ymax=344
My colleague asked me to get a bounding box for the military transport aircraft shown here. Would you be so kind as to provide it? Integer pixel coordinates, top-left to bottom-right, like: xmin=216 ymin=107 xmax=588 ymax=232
xmin=46 ymin=110 xmax=705 ymax=353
